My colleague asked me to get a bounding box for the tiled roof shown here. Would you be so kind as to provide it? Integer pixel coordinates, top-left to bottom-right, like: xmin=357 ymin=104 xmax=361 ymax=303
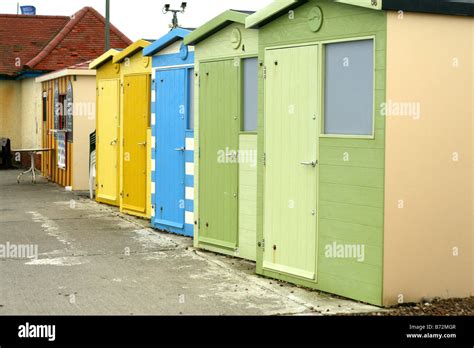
xmin=0 ymin=7 xmax=132 ymax=77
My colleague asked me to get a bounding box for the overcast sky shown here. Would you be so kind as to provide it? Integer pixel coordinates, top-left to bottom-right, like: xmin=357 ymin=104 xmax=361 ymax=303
xmin=0 ymin=0 xmax=273 ymax=40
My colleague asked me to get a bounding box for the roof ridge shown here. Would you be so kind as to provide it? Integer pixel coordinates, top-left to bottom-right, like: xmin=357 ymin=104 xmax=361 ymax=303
xmin=85 ymin=6 xmax=132 ymax=47
xmin=25 ymin=6 xmax=132 ymax=69
xmin=0 ymin=13 xmax=70 ymax=19
xmin=25 ymin=7 xmax=89 ymax=69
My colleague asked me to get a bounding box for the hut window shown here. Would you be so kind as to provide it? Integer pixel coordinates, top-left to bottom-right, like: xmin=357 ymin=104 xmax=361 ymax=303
xmin=188 ymin=68 xmax=195 ymax=130
xmin=243 ymin=57 xmax=258 ymax=132
xmin=323 ymin=39 xmax=374 ymax=136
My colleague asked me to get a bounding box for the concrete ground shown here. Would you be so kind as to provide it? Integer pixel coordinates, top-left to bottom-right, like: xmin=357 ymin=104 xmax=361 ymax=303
xmin=0 ymin=169 xmax=381 ymax=315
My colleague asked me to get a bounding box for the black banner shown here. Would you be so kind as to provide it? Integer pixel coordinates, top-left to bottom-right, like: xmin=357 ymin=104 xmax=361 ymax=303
xmin=0 ymin=316 xmax=472 ymax=346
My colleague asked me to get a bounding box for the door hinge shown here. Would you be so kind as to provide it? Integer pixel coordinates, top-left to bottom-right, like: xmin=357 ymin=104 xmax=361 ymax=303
xmin=263 ymin=152 xmax=266 ymax=166
xmin=263 ymin=66 xmax=267 ymax=79
xmin=258 ymin=239 xmax=265 ymax=251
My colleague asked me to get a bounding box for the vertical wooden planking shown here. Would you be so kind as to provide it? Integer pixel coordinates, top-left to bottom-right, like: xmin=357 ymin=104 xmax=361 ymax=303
xmin=238 ymin=134 xmax=257 ymax=261
xmin=199 ymin=59 xmax=240 ymax=249
xmin=93 ymin=51 xmax=122 ymax=207
xmin=122 ymin=74 xmax=149 ymax=214
xmin=153 ymin=69 xmax=187 ymax=233
xmin=96 ymin=79 xmax=120 ymax=203
xmin=263 ymin=45 xmax=319 ymax=280
xmin=114 ymin=43 xmax=152 ymax=218
xmin=193 ymin=18 xmax=259 ymax=258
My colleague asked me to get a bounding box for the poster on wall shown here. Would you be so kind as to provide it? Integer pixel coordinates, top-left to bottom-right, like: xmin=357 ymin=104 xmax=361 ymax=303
xmin=53 ymin=81 xmax=59 ymax=139
xmin=66 ymin=81 xmax=73 ymax=142
xmin=57 ymin=132 xmax=66 ymax=169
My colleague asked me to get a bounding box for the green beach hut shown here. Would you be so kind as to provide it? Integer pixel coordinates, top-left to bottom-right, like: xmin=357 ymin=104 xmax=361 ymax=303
xmin=184 ymin=10 xmax=259 ymax=261
xmin=246 ymin=0 xmax=473 ymax=306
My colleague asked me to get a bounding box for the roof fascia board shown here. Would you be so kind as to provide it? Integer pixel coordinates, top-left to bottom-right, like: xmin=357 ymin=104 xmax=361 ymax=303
xmin=113 ymin=39 xmax=151 ymax=63
xmin=143 ymin=28 xmax=192 ymax=56
xmin=183 ymin=10 xmax=249 ymax=46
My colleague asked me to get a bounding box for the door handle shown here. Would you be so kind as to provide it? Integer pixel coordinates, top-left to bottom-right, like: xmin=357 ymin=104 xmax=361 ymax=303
xmin=110 ymin=139 xmax=117 ymax=145
xmin=300 ymin=160 xmax=317 ymax=167
xmin=174 ymin=147 xmax=185 ymax=152
xmin=137 ymin=141 xmax=147 ymax=146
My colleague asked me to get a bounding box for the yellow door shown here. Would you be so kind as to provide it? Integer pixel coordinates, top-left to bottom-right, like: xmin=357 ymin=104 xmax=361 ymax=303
xmin=97 ymin=79 xmax=120 ymax=205
xmin=122 ymin=74 xmax=149 ymax=214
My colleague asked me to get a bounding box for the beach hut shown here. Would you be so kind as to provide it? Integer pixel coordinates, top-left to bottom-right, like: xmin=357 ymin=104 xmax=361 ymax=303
xmin=37 ymin=62 xmax=96 ymax=191
xmin=143 ymin=28 xmax=195 ymax=237
xmin=113 ymin=40 xmax=153 ymax=218
xmin=246 ymin=0 xmax=473 ymax=306
xmin=89 ymin=49 xmax=121 ymax=206
xmin=184 ymin=10 xmax=259 ymax=260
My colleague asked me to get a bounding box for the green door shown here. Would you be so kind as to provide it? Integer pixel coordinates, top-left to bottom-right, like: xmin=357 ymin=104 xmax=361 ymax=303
xmin=263 ymin=45 xmax=319 ymax=280
xmin=199 ymin=59 xmax=240 ymax=250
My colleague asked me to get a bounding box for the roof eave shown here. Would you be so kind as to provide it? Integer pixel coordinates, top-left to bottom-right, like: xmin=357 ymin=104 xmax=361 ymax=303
xmin=89 ymin=49 xmax=120 ymax=69
xmin=143 ymin=28 xmax=192 ymax=57
xmin=113 ymin=39 xmax=152 ymax=63
xmin=183 ymin=10 xmax=250 ymax=46
xmin=36 ymin=68 xmax=96 ymax=83
xmin=245 ymin=0 xmax=384 ymax=29
xmin=245 ymin=0 xmax=304 ymax=29
xmin=382 ymin=0 xmax=474 ymax=16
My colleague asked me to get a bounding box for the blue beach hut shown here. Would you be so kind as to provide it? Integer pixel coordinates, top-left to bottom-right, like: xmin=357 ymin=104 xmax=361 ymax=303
xmin=143 ymin=28 xmax=195 ymax=237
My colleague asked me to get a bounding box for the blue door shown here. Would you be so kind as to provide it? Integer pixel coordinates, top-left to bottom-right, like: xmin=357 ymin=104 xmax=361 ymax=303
xmin=153 ymin=68 xmax=186 ymax=233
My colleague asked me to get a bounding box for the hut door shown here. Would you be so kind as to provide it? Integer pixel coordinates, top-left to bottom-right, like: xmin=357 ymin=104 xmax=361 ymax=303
xmin=154 ymin=69 xmax=186 ymax=229
xmin=122 ymin=74 xmax=149 ymax=214
xmin=97 ymin=79 xmax=120 ymax=203
xmin=199 ymin=60 xmax=240 ymax=250
xmin=263 ymin=45 xmax=319 ymax=280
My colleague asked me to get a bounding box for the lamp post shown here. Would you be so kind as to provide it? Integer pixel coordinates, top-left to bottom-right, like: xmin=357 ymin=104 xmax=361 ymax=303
xmin=105 ymin=0 xmax=110 ymax=51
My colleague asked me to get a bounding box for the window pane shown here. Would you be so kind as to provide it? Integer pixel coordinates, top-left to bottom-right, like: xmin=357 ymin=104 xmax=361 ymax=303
xmin=324 ymin=39 xmax=374 ymax=135
xmin=188 ymin=68 xmax=195 ymax=130
xmin=243 ymin=58 xmax=258 ymax=132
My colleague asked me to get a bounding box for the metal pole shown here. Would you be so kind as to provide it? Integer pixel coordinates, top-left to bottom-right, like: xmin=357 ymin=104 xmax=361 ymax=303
xmin=105 ymin=0 xmax=110 ymax=51
xmin=17 ymin=2 xmax=19 ymax=14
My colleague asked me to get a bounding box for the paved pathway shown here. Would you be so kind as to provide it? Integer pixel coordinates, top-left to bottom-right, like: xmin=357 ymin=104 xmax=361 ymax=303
xmin=0 ymin=170 xmax=380 ymax=315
